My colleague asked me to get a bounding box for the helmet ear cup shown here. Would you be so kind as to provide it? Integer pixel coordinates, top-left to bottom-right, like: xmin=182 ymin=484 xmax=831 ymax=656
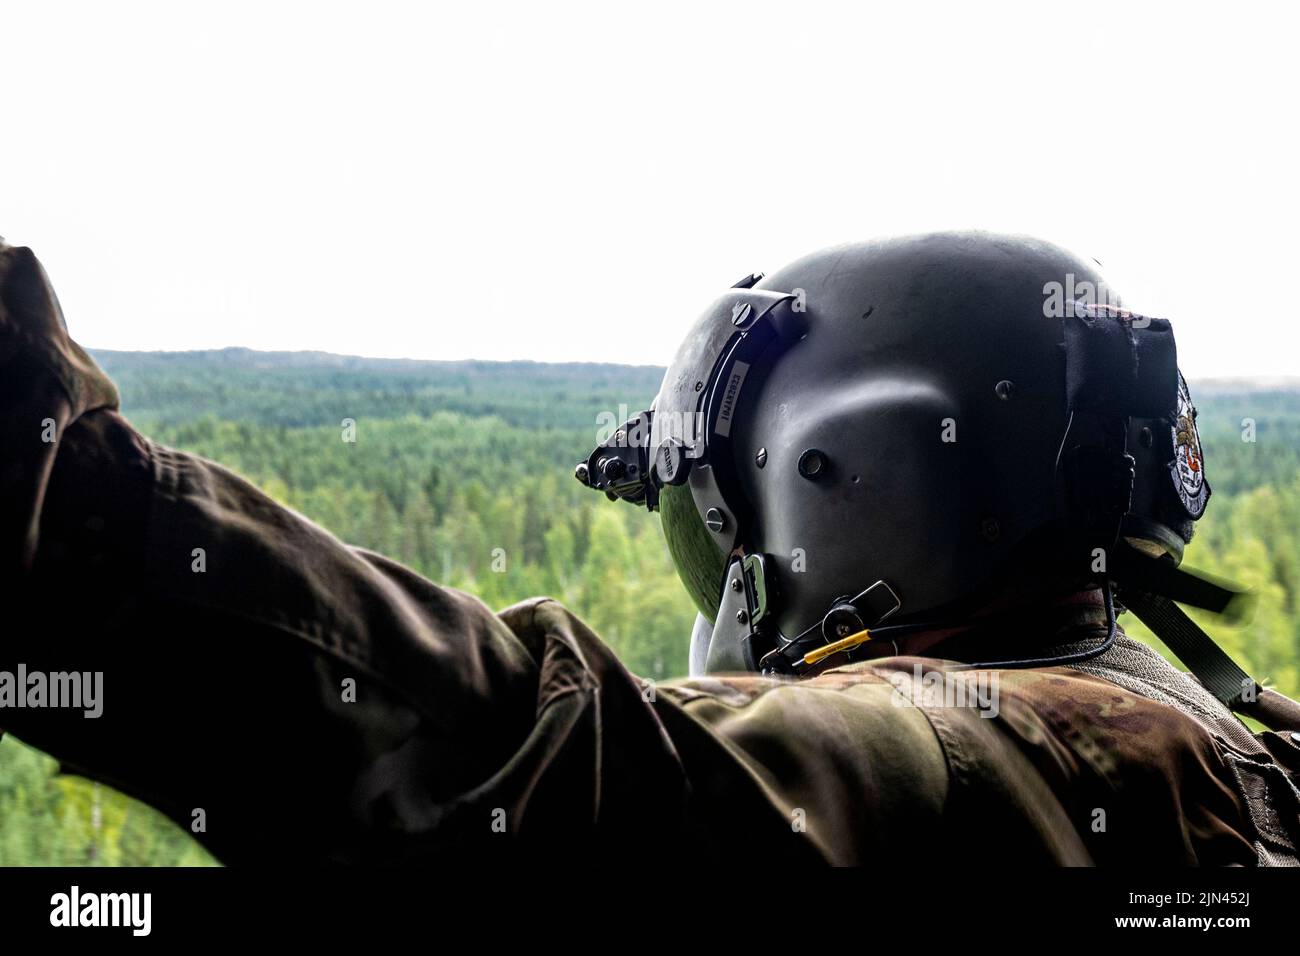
xmin=738 ymin=374 xmax=973 ymax=638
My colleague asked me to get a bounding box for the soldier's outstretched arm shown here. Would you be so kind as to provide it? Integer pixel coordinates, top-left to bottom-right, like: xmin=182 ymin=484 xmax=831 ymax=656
xmin=1 ymin=242 xmax=971 ymax=864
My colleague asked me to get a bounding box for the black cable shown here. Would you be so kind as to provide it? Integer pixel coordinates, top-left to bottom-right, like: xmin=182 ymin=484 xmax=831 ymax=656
xmin=952 ymin=577 xmax=1119 ymax=671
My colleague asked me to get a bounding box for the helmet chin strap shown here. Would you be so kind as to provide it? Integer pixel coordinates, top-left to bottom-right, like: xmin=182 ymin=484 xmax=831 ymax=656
xmin=757 ymin=542 xmax=1262 ymax=717
xmin=765 ymin=579 xmax=1121 ymax=677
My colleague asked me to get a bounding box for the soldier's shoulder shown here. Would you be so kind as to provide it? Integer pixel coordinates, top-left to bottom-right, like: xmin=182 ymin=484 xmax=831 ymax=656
xmin=861 ymin=656 xmax=1260 ymax=862
xmin=857 ymin=655 xmax=1224 ymax=772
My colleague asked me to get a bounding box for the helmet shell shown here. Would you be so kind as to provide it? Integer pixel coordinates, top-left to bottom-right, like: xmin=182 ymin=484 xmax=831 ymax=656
xmin=656 ymin=232 xmax=1198 ymax=638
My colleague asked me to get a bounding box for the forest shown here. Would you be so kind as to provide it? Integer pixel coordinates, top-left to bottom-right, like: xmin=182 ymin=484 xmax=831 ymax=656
xmin=1 ymin=348 xmax=1298 ymax=865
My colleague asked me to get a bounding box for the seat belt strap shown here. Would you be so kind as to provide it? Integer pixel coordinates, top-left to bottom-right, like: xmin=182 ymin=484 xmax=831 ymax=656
xmin=1122 ymin=589 xmax=1258 ymax=709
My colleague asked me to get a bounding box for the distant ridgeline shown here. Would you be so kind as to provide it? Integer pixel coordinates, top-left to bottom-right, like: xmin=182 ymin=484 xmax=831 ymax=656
xmin=91 ymin=348 xmax=665 ymax=431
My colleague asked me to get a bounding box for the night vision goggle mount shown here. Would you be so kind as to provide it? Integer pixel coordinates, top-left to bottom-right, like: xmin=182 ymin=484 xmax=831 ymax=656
xmin=574 ymin=410 xmax=659 ymax=510
xmin=576 ymin=272 xmax=806 ymax=513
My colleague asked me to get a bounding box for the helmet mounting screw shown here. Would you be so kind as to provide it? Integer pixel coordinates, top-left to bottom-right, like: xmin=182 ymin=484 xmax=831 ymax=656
xmin=755 ymin=447 xmax=767 ymax=468
xmin=730 ymin=577 xmax=743 ymax=592
xmin=995 ymin=380 xmax=1016 ymax=401
xmin=705 ymin=508 xmax=726 ymax=533
xmin=797 ymin=449 xmax=826 ymax=480
xmin=735 ymin=609 xmax=749 ymax=625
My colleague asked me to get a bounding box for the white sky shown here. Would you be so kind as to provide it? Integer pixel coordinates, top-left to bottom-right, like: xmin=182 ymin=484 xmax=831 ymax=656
xmin=2 ymin=1 xmax=1297 ymax=377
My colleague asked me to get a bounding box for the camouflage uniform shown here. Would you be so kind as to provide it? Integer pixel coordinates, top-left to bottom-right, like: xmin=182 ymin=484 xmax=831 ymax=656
xmin=3 ymin=242 xmax=1299 ymax=865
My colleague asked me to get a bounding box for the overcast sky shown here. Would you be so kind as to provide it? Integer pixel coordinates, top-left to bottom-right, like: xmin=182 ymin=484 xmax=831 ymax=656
xmin=3 ymin=2 xmax=1297 ymax=378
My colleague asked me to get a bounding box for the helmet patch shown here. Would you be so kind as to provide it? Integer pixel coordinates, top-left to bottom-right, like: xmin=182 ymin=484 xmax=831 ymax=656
xmin=1170 ymin=372 xmax=1209 ymax=518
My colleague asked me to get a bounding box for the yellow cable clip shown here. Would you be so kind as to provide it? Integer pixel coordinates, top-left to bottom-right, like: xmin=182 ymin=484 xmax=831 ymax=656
xmin=802 ymin=627 xmax=872 ymax=667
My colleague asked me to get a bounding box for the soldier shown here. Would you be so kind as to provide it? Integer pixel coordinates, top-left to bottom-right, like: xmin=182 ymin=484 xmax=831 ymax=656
xmin=2 ymin=233 xmax=1298 ymax=865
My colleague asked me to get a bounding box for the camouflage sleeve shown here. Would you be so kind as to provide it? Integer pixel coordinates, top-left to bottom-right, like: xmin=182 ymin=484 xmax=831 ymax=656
xmin=649 ymin=671 xmax=952 ymax=863
xmin=497 ymin=600 xmax=958 ymax=864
